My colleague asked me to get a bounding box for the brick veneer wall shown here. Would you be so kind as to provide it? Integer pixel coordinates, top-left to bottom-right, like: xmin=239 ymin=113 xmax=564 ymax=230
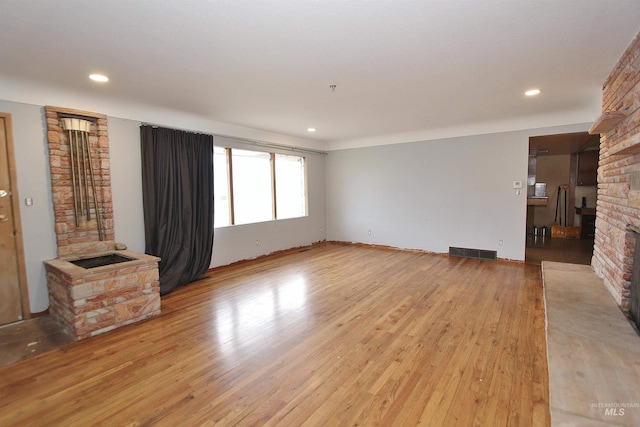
xmin=45 ymin=106 xmax=115 ymax=257
xmin=592 ymin=31 xmax=640 ymax=310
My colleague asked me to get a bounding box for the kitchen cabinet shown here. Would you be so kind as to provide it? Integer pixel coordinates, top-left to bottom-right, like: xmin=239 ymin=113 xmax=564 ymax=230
xmin=576 ymin=207 xmax=596 ymax=239
xmin=577 ymin=150 xmax=599 ymax=186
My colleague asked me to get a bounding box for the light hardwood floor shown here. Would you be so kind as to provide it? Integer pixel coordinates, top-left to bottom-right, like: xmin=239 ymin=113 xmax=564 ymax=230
xmin=0 ymin=243 xmax=549 ymax=426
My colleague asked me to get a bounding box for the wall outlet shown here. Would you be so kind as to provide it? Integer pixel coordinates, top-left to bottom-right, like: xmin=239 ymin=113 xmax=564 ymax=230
xmin=499 ymin=239 xmax=504 ymax=246
xmin=368 ymin=229 xmax=372 ymax=236
xmin=513 ymin=181 xmax=523 ymax=189
xmin=256 ymin=240 xmax=259 ymax=246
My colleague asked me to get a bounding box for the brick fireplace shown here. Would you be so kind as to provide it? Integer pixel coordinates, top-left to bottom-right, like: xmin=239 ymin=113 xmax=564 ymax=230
xmin=591 ymin=31 xmax=640 ymax=311
xmin=43 ymin=106 xmax=160 ymax=340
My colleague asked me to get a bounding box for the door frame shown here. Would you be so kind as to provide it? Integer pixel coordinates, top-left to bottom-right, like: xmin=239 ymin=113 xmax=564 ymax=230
xmin=1 ymin=112 xmax=30 ymax=320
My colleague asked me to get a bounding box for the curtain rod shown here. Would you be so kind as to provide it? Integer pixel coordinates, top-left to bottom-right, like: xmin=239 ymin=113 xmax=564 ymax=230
xmin=140 ymin=123 xmax=328 ymax=155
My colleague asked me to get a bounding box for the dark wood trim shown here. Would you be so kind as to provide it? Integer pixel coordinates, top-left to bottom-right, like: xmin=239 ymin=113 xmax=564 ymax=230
xmin=226 ymin=147 xmax=235 ymax=225
xmin=207 ymin=240 xmax=523 ymax=277
xmin=44 ymin=106 xmax=107 ymax=120
xmin=207 ymin=240 xmax=328 ymax=275
xmin=0 ymin=112 xmax=31 ymax=320
xmin=270 ymin=152 xmax=277 ymax=220
xmin=29 ymin=308 xmax=50 ymax=318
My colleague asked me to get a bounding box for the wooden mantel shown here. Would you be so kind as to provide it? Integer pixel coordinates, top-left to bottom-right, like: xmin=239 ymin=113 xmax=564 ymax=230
xmin=589 ymin=111 xmax=627 ymax=135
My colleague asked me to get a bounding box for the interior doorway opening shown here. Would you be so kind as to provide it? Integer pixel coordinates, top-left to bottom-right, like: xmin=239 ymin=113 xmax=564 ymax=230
xmin=525 ymin=131 xmax=599 ymax=265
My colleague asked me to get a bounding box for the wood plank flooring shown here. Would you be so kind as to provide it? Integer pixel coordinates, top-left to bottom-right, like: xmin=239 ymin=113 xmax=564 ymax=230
xmin=525 ymin=236 xmax=594 ymax=266
xmin=0 ymin=243 xmax=549 ymax=426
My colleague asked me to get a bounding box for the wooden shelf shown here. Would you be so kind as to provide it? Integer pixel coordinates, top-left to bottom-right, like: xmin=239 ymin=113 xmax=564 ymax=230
xmin=589 ymin=111 xmax=627 ymax=135
xmin=527 ymin=197 xmax=548 ymax=206
xmin=609 ymin=132 xmax=640 ymax=156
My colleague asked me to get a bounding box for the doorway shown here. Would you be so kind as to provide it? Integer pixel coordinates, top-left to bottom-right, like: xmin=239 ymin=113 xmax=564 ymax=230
xmin=0 ymin=113 xmax=29 ymax=325
xmin=525 ymin=131 xmax=599 ymax=265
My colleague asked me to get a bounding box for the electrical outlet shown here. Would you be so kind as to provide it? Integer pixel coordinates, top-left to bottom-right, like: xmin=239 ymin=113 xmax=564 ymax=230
xmin=368 ymin=230 xmax=372 ymax=236
xmin=513 ymin=181 xmax=523 ymax=189
xmin=256 ymin=240 xmax=259 ymax=246
xmin=499 ymin=240 xmax=504 ymax=246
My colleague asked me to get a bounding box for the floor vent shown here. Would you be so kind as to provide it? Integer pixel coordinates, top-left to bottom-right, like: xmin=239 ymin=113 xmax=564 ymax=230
xmin=449 ymin=246 xmax=497 ymax=261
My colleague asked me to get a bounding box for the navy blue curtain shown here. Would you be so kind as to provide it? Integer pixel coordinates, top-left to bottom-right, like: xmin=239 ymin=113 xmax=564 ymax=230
xmin=141 ymin=126 xmax=214 ymax=295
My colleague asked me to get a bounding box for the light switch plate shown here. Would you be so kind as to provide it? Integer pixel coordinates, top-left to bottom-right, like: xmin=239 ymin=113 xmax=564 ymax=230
xmin=513 ymin=181 xmax=523 ymax=189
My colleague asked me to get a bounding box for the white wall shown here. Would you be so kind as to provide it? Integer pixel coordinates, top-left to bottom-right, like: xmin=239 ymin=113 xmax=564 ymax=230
xmin=108 ymin=117 xmax=146 ymax=253
xmin=0 ymin=100 xmax=326 ymax=313
xmin=326 ymin=124 xmax=591 ymax=260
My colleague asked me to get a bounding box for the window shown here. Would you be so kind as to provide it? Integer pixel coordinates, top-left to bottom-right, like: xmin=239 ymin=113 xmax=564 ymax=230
xmin=232 ymin=149 xmax=273 ymax=225
xmin=213 ymin=147 xmax=307 ymax=227
xmin=275 ymin=154 xmax=307 ymax=219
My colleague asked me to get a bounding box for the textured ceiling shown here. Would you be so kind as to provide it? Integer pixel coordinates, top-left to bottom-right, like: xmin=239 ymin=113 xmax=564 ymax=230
xmin=1 ymin=0 xmax=639 ymax=150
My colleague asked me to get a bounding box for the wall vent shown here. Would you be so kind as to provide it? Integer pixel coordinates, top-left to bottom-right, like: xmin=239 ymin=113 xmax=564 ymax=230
xmin=449 ymin=246 xmax=497 ymax=261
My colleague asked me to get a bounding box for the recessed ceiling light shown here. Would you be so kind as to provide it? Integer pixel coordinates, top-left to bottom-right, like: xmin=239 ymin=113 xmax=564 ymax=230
xmin=307 ymin=127 xmax=316 ymax=132
xmin=525 ymin=88 xmax=541 ymax=96
xmin=89 ymin=74 xmax=109 ymax=82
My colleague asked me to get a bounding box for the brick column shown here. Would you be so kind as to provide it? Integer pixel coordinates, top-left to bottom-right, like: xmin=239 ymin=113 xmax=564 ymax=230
xmin=592 ymin=32 xmax=640 ymax=310
xmin=44 ymin=106 xmax=115 ymax=257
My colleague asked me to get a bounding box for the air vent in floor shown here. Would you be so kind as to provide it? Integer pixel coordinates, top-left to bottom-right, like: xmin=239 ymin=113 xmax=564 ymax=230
xmin=448 ymin=246 xmax=497 ymax=261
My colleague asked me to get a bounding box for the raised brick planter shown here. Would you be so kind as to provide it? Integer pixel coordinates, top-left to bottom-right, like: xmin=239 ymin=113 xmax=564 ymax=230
xmin=45 ymin=250 xmax=161 ymax=340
